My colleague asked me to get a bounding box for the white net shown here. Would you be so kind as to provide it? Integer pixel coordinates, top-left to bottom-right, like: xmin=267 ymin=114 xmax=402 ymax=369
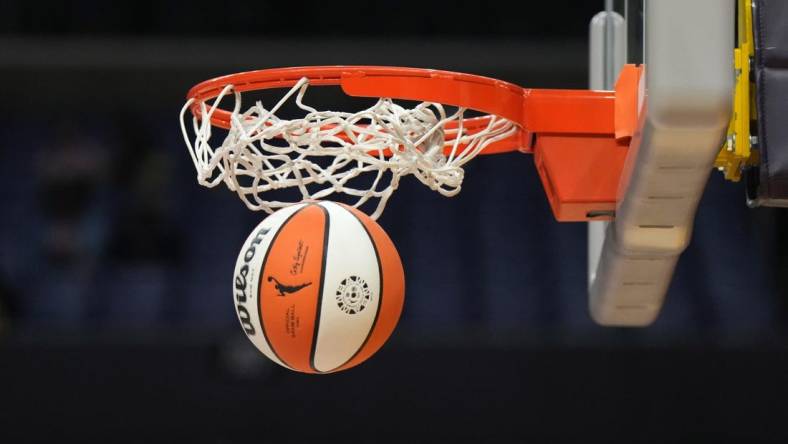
xmin=180 ymin=77 xmax=518 ymax=219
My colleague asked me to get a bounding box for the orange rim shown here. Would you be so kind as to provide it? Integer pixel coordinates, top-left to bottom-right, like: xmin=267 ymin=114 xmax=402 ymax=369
xmin=185 ymin=65 xmax=619 ymax=154
xmin=184 ymin=64 xmax=644 ymax=221
xmin=187 ymin=66 xmax=525 ymax=126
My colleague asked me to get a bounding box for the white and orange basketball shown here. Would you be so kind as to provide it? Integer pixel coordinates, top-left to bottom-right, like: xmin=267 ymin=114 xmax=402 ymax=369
xmin=232 ymin=201 xmax=405 ymax=373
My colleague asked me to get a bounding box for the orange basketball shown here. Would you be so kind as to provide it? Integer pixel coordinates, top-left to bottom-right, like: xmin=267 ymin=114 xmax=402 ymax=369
xmin=232 ymin=201 xmax=405 ymax=373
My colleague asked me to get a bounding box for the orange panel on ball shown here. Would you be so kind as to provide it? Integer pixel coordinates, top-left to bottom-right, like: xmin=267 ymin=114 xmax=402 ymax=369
xmin=259 ymin=204 xmax=328 ymax=373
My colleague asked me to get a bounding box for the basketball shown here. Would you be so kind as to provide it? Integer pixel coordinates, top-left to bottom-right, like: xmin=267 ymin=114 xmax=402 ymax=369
xmin=232 ymin=201 xmax=405 ymax=373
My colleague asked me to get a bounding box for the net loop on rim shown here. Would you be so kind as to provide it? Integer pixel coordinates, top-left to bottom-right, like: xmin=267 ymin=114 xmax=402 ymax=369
xmin=180 ymin=75 xmax=518 ymax=219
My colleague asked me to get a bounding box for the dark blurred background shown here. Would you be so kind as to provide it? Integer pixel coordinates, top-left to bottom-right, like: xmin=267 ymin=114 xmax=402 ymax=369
xmin=1 ymin=1 xmax=788 ymax=442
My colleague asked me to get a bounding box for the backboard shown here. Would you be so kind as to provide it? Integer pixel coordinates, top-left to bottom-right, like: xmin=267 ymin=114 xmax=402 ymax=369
xmin=587 ymin=0 xmax=734 ymax=325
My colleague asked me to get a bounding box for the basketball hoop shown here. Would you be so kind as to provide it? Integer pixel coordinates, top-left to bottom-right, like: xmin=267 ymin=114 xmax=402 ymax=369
xmin=180 ymin=65 xmax=641 ymax=220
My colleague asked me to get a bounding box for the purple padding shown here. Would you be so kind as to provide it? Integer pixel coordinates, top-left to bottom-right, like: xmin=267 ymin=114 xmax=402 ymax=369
xmin=754 ymin=0 xmax=788 ymax=202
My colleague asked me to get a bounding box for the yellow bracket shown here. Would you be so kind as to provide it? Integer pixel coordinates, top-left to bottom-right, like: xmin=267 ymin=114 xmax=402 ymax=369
xmin=715 ymin=0 xmax=758 ymax=181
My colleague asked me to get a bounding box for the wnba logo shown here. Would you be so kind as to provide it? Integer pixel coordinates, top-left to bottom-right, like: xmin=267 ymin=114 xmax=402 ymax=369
xmin=335 ymin=276 xmax=371 ymax=315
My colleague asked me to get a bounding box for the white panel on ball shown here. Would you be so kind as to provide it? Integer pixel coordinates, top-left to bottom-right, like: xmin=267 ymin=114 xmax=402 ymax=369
xmin=312 ymin=202 xmax=381 ymax=373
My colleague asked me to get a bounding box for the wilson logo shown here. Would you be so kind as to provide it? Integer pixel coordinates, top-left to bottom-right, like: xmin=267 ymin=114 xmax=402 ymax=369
xmin=234 ymin=226 xmax=270 ymax=336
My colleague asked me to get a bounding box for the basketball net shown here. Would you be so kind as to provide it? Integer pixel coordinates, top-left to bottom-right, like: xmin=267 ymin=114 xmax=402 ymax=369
xmin=180 ymin=78 xmax=517 ymax=219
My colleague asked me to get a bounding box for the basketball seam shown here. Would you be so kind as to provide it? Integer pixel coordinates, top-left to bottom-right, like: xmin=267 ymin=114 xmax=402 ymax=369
xmin=331 ymin=202 xmax=384 ymax=372
xmin=257 ymin=206 xmax=306 ymax=371
xmin=308 ymin=203 xmax=331 ymax=374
